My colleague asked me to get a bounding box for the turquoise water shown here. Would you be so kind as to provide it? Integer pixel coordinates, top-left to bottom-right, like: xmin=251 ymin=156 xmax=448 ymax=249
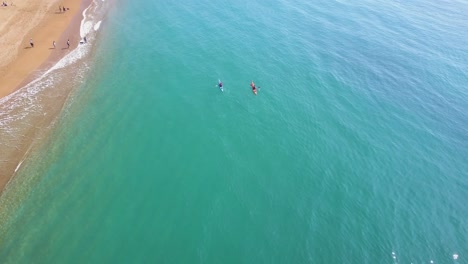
xmin=1 ymin=0 xmax=467 ymax=262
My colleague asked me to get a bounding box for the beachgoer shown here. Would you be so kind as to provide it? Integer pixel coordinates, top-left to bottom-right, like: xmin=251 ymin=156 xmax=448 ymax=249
xmin=84 ymin=36 xmax=87 ymax=43
xmin=67 ymin=39 xmax=70 ymax=48
xmin=30 ymin=38 xmax=34 ymax=48
xmin=59 ymin=5 xmax=61 ymax=12
xmin=53 ymin=41 xmax=56 ymax=48
xmin=63 ymin=6 xmax=66 ymax=12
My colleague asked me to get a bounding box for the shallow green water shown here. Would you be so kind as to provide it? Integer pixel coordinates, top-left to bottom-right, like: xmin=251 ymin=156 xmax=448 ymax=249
xmin=1 ymin=0 xmax=467 ymax=262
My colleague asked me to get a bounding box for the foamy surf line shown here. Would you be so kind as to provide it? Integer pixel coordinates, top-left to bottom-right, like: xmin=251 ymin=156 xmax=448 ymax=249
xmin=80 ymin=3 xmax=102 ymax=38
xmin=80 ymin=4 xmax=92 ymax=39
xmin=0 ymin=41 xmax=92 ymax=126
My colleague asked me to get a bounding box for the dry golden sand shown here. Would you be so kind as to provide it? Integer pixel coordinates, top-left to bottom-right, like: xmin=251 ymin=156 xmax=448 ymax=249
xmin=0 ymin=0 xmax=82 ymax=98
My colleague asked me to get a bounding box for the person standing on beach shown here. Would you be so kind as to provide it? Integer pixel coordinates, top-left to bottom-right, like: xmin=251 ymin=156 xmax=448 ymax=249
xmin=53 ymin=41 xmax=56 ymax=49
xmin=29 ymin=38 xmax=34 ymax=48
xmin=67 ymin=39 xmax=70 ymax=48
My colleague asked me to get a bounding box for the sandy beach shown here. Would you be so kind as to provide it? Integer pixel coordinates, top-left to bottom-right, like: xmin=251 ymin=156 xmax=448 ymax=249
xmin=0 ymin=0 xmax=83 ymax=98
xmin=0 ymin=0 xmax=90 ymax=192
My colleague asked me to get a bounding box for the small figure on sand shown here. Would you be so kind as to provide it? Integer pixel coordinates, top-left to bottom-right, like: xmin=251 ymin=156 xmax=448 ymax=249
xmin=53 ymin=41 xmax=56 ymax=49
xmin=67 ymin=39 xmax=70 ymax=48
xmin=29 ymin=38 xmax=34 ymax=48
xmin=2 ymin=1 xmax=8 ymax=6
xmin=80 ymin=36 xmax=87 ymax=45
xmin=63 ymin=6 xmax=66 ymax=12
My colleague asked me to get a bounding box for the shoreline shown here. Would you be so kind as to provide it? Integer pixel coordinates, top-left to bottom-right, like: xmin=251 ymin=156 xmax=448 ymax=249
xmin=0 ymin=0 xmax=93 ymax=193
xmin=0 ymin=0 xmax=84 ymax=98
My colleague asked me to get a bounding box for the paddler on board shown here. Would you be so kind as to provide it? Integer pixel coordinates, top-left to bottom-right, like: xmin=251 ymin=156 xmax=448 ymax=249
xmin=251 ymin=80 xmax=258 ymax=94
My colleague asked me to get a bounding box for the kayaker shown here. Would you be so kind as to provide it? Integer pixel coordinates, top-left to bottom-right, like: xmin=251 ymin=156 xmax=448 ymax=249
xmin=251 ymin=81 xmax=256 ymax=90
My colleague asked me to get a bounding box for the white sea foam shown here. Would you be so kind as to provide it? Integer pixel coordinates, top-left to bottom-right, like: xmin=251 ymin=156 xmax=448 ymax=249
xmin=80 ymin=4 xmax=92 ymax=38
xmin=14 ymin=160 xmax=23 ymax=172
xmin=94 ymin=21 xmax=102 ymax=31
xmin=82 ymin=21 xmax=94 ymax=38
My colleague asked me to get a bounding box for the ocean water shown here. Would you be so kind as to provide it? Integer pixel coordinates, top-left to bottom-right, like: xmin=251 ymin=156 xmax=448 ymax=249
xmin=0 ymin=0 xmax=467 ymax=262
